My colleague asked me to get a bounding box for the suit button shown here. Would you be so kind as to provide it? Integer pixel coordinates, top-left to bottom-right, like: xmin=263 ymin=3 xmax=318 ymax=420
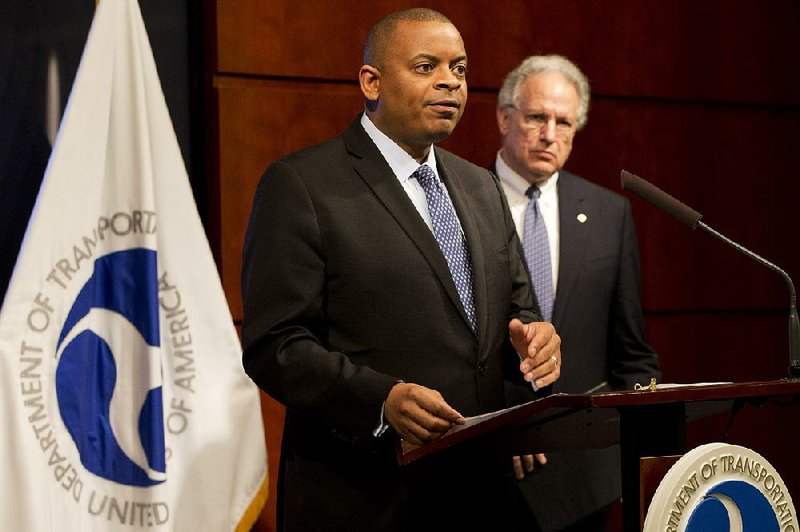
xmin=477 ymin=365 xmax=485 ymax=375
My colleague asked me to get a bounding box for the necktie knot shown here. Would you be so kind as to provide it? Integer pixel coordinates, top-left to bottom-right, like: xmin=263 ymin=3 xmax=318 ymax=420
xmin=525 ymin=186 xmax=541 ymax=200
xmin=413 ymin=165 xmax=436 ymax=186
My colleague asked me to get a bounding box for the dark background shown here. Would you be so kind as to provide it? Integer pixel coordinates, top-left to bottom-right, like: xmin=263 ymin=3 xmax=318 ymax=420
xmin=0 ymin=0 xmax=198 ymax=301
xmin=3 ymin=1 xmax=798 ymax=530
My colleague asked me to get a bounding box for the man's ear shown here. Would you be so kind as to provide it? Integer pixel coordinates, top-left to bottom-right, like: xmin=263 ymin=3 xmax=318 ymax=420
xmin=359 ymin=64 xmax=380 ymax=105
xmin=497 ymin=106 xmax=511 ymax=136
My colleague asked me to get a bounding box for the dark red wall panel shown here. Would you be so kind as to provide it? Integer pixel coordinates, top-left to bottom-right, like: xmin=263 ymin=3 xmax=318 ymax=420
xmin=208 ymin=2 xmax=800 ymax=529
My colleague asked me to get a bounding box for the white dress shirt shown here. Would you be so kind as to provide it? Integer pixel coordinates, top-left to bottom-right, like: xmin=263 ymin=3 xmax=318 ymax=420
xmin=494 ymin=152 xmax=560 ymax=295
xmin=361 ymin=113 xmax=464 ymax=234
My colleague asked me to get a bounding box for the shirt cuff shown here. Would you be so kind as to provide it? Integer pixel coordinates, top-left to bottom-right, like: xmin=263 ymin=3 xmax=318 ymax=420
xmin=372 ymin=401 xmax=390 ymax=438
xmin=372 ymin=379 xmax=404 ymax=438
xmin=518 ymin=352 xmax=540 ymax=392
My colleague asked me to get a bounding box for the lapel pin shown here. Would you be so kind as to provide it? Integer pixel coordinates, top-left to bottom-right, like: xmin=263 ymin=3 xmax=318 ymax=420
xmin=577 ymin=213 xmax=588 ymax=223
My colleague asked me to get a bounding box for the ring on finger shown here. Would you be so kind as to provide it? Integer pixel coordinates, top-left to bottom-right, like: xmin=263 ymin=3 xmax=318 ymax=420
xmin=550 ymin=354 xmax=558 ymax=367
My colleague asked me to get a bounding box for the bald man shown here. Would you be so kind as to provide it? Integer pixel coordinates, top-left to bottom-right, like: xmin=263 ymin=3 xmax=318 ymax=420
xmin=241 ymin=10 xmax=563 ymax=531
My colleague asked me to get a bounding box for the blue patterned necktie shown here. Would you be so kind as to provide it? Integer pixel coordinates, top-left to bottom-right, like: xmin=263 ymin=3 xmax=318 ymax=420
xmin=523 ymin=186 xmax=553 ymax=322
xmin=413 ymin=164 xmax=477 ymax=331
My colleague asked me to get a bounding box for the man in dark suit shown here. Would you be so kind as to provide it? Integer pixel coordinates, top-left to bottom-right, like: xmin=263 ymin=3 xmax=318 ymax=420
xmin=241 ymin=9 xmax=562 ymax=531
xmin=493 ymin=55 xmax=661 ymax=530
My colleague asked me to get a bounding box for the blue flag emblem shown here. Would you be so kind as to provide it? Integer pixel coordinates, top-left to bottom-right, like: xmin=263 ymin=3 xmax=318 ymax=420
xmin=55 ymin=248 xmax=166 ymax=487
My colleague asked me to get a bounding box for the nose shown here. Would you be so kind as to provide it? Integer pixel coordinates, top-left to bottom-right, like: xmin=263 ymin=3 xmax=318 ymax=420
xmin=539 ymin=117 xmax=557 ymax=144
xmin=434 ymin=69 xmax=461 ymax=92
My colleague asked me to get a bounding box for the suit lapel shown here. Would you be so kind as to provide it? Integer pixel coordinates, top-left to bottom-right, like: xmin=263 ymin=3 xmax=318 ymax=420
xmin=552 ymin=172 xmax=588 ymax=327
xmin=343 ymin=122 xmax=476 ymax=336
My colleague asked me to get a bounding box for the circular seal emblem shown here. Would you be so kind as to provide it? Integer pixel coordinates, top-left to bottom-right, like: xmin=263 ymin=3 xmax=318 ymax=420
xmin=644 ymin=442 xmax=797 ymax=531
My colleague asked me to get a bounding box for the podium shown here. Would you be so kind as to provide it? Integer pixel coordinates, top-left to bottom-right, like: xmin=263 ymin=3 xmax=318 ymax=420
xmin=397 ymin=379 xmax=800 ymax=531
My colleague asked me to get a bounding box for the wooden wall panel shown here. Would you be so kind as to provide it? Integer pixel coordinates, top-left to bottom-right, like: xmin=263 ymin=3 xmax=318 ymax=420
xmin=514 ymin=1 xmax=800 ymax=105
xmin=252 ymin=392 xmax=284 ymax=531
xmin=207 ymin=1 xmax=800 ymax=530
xmin=216 ymin=79 xmax=363 ymax=317
xmin=215 ymin=0 xmax=512 ymax=81
xmin=646 ymin=313 xmax=789 ymax=382
xmin=216 ymin=0 xmax=800 ymax=103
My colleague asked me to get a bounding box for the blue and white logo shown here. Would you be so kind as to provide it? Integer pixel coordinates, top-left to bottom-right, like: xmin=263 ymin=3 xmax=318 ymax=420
xmin=644 ymin=443 xmax=796 ymax=531
xmin=55 ymin=248 xmax=166 ymax=487
xmin=686 ymin=480 xmax=778 ymax=531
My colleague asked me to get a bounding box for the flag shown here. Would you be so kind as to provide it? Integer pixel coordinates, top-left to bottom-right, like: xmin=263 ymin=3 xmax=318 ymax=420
xmin=0 ymin=0 xmax=268 ymax=529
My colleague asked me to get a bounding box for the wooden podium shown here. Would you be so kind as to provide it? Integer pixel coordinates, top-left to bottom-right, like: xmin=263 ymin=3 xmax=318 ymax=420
xmin=397 ymin=379 xmax=800 ymax=531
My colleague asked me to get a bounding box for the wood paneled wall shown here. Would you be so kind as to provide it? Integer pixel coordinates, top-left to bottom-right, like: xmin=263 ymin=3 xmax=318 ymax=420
xmin=207 ymin=1 xmax=800 ymax=529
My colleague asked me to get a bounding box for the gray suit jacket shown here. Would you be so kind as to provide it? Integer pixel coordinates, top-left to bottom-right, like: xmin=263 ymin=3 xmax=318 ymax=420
xmin=241 ymin=117 xmax=540 ymax=531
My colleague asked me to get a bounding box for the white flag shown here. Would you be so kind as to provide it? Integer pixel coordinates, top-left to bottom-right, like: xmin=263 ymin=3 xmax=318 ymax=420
xmin=0 ymin=0 xmax=268 ymax=530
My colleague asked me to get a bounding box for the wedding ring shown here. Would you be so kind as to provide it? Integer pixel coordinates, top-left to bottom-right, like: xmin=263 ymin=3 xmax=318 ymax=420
xmin=550 ymin=355 xmax=558 ymax=367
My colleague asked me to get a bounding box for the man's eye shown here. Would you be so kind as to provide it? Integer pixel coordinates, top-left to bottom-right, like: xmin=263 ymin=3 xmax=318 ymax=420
xmin=452 ymin=64 xmax=467 ymax=76
xmin=526 ymin=114 xmax=547 ymax=124
xmin=415 ymin=64 xmax=434 ymax=73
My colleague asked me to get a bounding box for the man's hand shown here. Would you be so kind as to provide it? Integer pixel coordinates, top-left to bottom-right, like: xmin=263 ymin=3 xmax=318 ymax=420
xmin=509 ymin=319 xmax=561 ymax=389
xmin=512 ymin=453 xmax=547 ymax=480
xmin=385 ymin=382 xmax=465 ymax=446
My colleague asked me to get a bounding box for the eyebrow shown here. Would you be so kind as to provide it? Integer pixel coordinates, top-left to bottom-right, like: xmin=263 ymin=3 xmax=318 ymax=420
xmin=411 ymin=53 xmax=468 ymax=64
xmin=522 ymin=109 xmax=574 ymax=118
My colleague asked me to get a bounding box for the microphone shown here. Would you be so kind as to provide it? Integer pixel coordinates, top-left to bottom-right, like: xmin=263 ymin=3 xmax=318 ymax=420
xmin=620 ymin=169 xmax=800 ymax=379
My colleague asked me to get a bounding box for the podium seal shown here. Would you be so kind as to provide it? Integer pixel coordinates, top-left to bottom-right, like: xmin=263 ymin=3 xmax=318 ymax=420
xmin=644 ymin=442 xmax=796 ymax=531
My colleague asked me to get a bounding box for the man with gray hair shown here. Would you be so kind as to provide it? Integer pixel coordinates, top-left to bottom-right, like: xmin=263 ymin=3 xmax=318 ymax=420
xmin=493 ymin=55 xmax=661 ymax=530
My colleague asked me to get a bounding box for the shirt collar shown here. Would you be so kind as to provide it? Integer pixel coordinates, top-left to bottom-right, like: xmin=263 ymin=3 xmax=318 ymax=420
xmin=361 ymin=113 xmax=438 ymax=182
xmin=495 ymin=150 xmax=559 ymax=196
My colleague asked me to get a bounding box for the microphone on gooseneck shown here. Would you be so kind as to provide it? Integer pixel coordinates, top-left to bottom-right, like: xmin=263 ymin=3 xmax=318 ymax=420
xmin=620 ymin=169 xmax=800 ymax=379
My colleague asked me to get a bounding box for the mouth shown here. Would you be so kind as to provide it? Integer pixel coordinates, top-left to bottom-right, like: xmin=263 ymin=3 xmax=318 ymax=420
xmin=531 ymin=150 xmax=556 ymax=161
xmin=427 ymin=100 xmax=461 ymax=114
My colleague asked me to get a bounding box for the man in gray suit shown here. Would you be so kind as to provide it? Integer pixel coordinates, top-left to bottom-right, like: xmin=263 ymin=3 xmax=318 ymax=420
xmin=493 ymin=55 xmax=661 ymax=530
xmin=241 ymin=10 xmax=562 ymax=531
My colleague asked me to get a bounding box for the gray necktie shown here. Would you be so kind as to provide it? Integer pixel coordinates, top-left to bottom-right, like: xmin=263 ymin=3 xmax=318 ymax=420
xmin=413 ymin=164 xmax=476 ymax=331
xmin=523 ymin=186 xmax=553 ymax=322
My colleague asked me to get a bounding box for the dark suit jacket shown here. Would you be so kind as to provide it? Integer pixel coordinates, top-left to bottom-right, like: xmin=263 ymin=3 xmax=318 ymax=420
xmin=549 ymin=170 xmax=659 ymax=394
xmin=495 ymin=166 xmax=661 ymax=530
xmin=241 ymin=117 xmax=539 ymax=531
